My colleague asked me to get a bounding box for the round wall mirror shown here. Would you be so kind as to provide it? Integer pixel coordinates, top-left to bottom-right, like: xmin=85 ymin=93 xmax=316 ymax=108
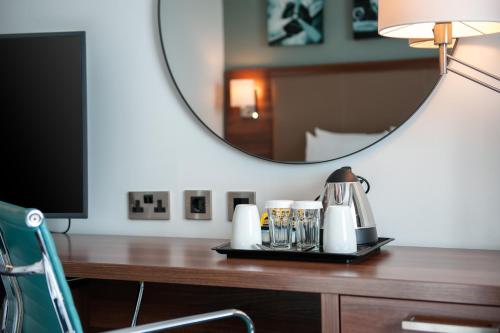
xmin=159 ymin=0 xmax=442 ymax=163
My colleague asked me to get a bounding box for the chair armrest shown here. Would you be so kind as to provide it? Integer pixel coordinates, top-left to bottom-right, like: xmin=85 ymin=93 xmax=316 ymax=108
xmin=0 ymin=260 xmax=44 ymax=276
xmin=103 ymin=309 xmax=254 ymax=333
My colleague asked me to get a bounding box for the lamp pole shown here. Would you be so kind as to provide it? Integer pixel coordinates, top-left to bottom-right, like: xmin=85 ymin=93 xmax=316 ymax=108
xmin=433 ymin=22 xmax=453 ymax=75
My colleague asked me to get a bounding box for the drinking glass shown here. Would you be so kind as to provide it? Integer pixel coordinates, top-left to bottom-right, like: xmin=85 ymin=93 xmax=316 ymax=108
xmin=292 ymin=201 xmax=322 ymax=250
xmin=265 ymin=200 xmax=293 ymax=249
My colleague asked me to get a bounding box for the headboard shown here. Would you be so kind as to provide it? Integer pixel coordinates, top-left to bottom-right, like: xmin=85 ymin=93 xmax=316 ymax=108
xmin=225 ymin=58 xmax=439 ymax=161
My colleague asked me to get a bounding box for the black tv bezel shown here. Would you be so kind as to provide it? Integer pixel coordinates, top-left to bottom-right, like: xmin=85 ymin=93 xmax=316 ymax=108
xmin=0 ymin=31 xmax=88 ymax=219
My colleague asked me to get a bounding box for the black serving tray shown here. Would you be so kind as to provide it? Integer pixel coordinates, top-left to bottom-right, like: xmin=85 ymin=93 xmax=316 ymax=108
xmin=212 ymin=237 xmax=394 ymax=263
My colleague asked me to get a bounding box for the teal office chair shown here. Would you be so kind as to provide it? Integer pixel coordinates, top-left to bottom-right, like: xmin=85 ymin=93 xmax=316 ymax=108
xmin=0 ymin=201 xmax=255 ymax=333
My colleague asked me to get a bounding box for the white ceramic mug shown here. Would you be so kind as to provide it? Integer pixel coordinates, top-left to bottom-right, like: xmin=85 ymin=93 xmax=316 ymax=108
xmin=231 ymin=204 xmax=262 ymax=249
xmin=323 ymin=206 xmax=357 ymax=254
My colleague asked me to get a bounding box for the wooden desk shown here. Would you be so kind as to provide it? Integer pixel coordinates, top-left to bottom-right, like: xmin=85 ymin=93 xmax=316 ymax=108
xmin=54 ymin=234 xmax=500 ymax=333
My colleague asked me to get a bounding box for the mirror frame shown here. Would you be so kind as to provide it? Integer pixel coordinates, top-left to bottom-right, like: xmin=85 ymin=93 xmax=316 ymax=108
xmin=157 ymin=0 xmax=448 ymax=165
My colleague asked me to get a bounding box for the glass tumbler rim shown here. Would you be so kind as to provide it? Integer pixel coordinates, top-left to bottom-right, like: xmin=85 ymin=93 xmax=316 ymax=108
xmin=291 ymin=201 xmax=323 ymax=210
xmin=265 ymin=200 xmax=294 ymax=209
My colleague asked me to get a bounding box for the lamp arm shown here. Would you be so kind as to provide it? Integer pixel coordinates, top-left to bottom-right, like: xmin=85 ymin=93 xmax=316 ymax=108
xmin=447 ymin=54 xmax=500 ymax=81
xmin=446 ymin=54 xmax=500 ymax=94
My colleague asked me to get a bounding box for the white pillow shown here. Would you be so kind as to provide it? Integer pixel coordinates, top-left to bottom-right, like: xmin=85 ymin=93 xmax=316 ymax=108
xmin=305 ymin=131 xmax=324 ymax=162
xmin=305 ymin=128 xmax=388 ymax=162
xmin=315 ymin=127 xmax=389 ymax=139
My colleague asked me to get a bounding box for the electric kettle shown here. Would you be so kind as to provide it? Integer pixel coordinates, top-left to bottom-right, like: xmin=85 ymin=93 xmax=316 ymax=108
xmin=318 ymin=167 xmax=378 ymax=245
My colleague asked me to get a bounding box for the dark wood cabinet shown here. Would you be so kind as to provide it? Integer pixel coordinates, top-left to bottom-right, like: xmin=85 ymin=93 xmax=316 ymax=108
xmin=71 ymin=280 xmax=322 ymax=333
xmin=341 ymin=296 xmax=500 ymax=333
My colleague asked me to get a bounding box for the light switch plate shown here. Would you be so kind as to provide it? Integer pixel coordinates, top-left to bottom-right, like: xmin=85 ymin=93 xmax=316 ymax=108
xmin=227 ymin=191 xmax=256 ymax=221
xmin=184 ymin=190 xmax=212 ymax=220
xmin=128 ymin=191 xmax=170 ymax=220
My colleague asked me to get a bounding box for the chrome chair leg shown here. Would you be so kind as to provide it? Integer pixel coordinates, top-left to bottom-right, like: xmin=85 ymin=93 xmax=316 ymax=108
xmin=1 ymin=297 xmax=7 ymax=333
xmin=106 ymin=309 xmax=255 ymax=333
xmin=131 ymin=281 xmax=144 ymax=327
xmin=0 ymin=261 xmax=44 ymax=276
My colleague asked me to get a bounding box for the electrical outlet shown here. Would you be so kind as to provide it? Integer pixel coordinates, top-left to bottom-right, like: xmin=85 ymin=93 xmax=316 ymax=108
xmin=128 ymin=191 xmax=170 ymax=220
xmin=184 ymin=190 xmax=212 ymax=220
xmin=227 ymin=191 xmax=256 ymax=221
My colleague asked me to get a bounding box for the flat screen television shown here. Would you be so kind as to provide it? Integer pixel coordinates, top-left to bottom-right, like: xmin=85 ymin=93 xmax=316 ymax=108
xmin=0 ymin=31 xmax=87 ymax=218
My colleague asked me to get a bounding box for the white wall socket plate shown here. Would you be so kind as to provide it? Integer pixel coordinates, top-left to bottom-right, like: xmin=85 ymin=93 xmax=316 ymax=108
xmin=227 ymin=191 xmax=256 ymax=221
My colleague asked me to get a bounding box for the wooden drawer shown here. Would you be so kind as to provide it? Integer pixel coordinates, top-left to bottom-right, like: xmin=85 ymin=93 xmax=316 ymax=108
xmin=341 ymin=296 xmax=500 ymax=333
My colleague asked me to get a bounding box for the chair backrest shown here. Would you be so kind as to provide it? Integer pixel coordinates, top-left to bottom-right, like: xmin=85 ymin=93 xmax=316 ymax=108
xmin=0 ymin=201 xmax=83 ymax=333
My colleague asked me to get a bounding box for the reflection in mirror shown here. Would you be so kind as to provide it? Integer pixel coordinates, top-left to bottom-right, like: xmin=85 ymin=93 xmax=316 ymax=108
xmin=159 ymin=0 xmax=442 ymax=163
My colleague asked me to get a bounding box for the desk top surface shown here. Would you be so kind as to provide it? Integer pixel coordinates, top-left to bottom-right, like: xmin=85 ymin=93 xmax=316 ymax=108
xmin=54 ymin=234 xmax=500 ymax=306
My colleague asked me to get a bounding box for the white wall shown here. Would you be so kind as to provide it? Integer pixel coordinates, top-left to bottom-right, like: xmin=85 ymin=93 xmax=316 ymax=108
xmin=1 ymin=0 xmax=499 ymax=250
xmin=160 ymin=0 xmax=224 ymax=136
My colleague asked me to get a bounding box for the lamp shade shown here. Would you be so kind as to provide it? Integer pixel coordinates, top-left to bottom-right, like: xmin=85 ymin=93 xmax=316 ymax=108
xmin=229 ymin=79 xmax=256 ymax=108
xmin=378 ymin=0 xmax=500 ymax=39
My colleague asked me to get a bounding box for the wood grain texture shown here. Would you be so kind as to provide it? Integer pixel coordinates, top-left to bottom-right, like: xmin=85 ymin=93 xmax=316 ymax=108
xmin=341 ymin=296 xmax=500 ymax=333
xmin=54 ymin=234 xmax=500 ymax=306
xmin=321 ymin=294 xmax=340 ymax=333
xmin=71 ymin=280 xmax=320 ymax=333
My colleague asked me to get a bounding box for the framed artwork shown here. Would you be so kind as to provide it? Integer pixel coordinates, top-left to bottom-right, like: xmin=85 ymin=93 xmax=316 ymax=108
xmin=268 ymin=0 xmax=324 ymax=46
xmin=352 ymin=0 xmax=379 ymax=39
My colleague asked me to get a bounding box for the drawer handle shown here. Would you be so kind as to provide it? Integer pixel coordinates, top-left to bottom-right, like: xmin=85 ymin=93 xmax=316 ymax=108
xmin=402 ymin=316 xmax=500 ymax=333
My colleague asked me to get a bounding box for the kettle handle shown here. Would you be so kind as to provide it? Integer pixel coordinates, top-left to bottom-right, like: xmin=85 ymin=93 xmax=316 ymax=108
xmin=357 ymin=176 xmax=370 ymax=194
xmin=314 ymin=182 xmax=328 ymax=201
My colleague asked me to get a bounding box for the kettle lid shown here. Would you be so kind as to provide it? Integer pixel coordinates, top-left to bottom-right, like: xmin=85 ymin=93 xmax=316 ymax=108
xmin=326 ymin=166 xmax=358 ymax=183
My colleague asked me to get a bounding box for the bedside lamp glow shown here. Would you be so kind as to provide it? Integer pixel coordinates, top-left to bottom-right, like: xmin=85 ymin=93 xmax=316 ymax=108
xmin=378 ymin=0 xmax=500 ymax=93
xmin=230 ymin=79 xmax=258 ymax=119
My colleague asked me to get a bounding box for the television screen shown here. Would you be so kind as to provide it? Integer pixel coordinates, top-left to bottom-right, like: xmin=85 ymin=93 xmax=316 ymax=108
xmin=0 ymin=32 xmax=87 ymax=218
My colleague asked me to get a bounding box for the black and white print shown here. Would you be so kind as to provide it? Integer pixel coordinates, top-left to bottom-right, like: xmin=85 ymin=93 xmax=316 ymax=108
xmin=268 ymin=0 xmax=324 ymax=46
xmin=352 ymin=0 xmax=379 ymax=39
